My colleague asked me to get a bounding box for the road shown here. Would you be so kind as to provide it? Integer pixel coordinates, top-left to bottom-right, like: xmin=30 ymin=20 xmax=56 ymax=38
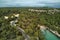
xmin=10 ymin=20 xmax=30 ymax=40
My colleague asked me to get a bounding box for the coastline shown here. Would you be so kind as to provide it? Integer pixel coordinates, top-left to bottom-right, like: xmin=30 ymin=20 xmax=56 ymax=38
xmin=48 ymin=29 xmax=60 ymax=38
xmin=39 ymin=25 xmax=60 ymax=38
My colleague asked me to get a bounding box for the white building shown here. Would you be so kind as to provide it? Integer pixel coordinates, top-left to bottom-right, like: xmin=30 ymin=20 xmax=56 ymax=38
xmin=13 ymin=14 xmax=19 ymax=17
xmin=4 ymin=16 xmax=9 ymax=19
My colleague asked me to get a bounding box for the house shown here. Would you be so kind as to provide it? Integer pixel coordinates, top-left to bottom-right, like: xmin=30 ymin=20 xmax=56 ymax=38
xmin=13 ymin=14 xmax=19 ymax=17
xmin=4 ymin=16 xmax=9 ymax=19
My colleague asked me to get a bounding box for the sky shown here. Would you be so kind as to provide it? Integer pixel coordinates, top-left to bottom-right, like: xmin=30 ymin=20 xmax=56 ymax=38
xmin=0 ymin=0 xmax=60 ymax=8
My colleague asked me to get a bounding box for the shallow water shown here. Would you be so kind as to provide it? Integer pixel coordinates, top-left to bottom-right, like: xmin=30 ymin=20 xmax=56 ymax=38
xmin=42 ymin=30 xmax=60 ymax=40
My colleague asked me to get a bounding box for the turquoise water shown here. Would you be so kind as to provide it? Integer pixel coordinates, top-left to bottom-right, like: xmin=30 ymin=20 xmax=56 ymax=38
xmin=42 ymin=30 xmax=60 ymax=40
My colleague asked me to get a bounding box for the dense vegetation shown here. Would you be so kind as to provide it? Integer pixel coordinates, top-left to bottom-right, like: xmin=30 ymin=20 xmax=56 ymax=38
xmin=0 ymin=7 xmax=60 ymax=40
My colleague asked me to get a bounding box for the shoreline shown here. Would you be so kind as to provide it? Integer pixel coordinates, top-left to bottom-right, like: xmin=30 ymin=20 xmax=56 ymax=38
xmin=48 ymin=29 xmax=60 ymax=38
xmin=39 ymin=25 xmax=60 ymax=38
